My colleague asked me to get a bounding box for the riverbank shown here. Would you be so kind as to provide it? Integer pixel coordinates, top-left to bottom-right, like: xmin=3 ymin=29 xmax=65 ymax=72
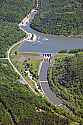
xmin=19 ymin=22 xmax=37 ymax=42
xmin=19 ymin=8 xmax=38 ymax=42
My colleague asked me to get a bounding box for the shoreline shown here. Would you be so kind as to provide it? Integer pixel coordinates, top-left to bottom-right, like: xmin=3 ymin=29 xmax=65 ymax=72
xmin=7 ymin=0 xmax=83 ymax=107
xmin=19 ymin=24 xmax=37 ymax=42
xmin=7 ymin=5 xmax=45 ymax=95
xmin=18 ymin=8 xmax=39 ymax=42
xmin=30 ymin=24 xmax=83 ymax=39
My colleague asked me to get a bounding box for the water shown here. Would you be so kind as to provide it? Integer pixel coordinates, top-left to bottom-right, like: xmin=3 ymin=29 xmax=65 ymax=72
xmin=18 ymin=25 xmax=83 ymax=53
xmin=18 ymin=10 xmax=83 ymax=106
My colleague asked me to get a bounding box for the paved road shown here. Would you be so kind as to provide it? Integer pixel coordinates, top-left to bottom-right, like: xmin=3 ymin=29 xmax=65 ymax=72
xmin=7 ymin=39 xmax=37 ymax=94
xmin=7 ymin=0 xmax=40 ymax=94
xmin=39 ymin=61 xmax=49 ymax=81
xmin=7 ymin=0 xmax=63 ymax=106
xmin=39 ymin=61 xmax=63 ymax=106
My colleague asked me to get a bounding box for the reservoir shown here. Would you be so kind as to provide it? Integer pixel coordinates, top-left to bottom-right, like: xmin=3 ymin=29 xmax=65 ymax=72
xmin=18 ymin=9 xmax=83 ymax=106
xmin=18 ymin=24 xmax=83 ymax=53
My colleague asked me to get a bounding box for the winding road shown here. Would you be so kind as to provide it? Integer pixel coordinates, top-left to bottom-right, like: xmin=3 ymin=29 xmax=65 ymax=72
xmin=7 ymin=38 xmax=37 ymax=94
xmin=5 ymin=0 xmax=64 ymax=106
xmin=6 ymin=1 xmax=41 ymax=95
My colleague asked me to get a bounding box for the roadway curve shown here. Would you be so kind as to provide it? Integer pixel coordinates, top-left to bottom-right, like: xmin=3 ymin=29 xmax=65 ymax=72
xmin=7 ymin=38 xmax=37 ymax=94
xmin=7 ymin=0 xmax=63 ymax=106
xmin=7 ymin=1 xmax=40 ymax=95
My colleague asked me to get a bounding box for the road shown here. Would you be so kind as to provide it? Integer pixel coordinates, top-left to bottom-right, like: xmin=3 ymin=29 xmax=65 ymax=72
xmin=7 ymin=38 xmax=37 ymax=94
xmin=6 ymin=0 xmax=63 ymax=106
xmin=39 ymin=61 xmax=63 ymax=106
xmin=7 ymin=1 xmax=40 ymax=94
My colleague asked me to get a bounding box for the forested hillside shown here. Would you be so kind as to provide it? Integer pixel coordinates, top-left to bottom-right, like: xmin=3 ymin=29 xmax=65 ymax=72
xmin=0 ymin=0 xmax=32 ymax=22
xmin=48 ymin=52 xmax=83 ymax=124
xmin=0 ymin=0 xmax=32 ymax=58
xmin=0 ymin=60 xmax=69 ymax=125
xmin=31 ymin=0 xmax=83 ymax=36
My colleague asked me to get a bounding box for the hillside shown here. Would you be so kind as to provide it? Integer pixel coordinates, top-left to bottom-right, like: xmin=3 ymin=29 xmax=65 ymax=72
xmin=0 ymin=0 xmax=32 ymax=58
xmin=0 ymin=0 xmax=83 ymax=125
xmin=0 ymin=60 xmax=69 ymax=125
xmin=0 ymin=0 xmax=69 ymax=125
xmin=31 ymin=0 xmax=83 ymax=36
xmin=48 ymin=52 xmax=83 ymax=124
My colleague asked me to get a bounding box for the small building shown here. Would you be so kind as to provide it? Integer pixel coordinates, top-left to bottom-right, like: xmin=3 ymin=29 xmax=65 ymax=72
xmin=42 ymin=53 xmax=52 ymax=61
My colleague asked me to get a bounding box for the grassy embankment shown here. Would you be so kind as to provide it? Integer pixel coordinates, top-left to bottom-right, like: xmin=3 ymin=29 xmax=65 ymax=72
xmin=31 ymin=0 xmax=83 ymax=37
xmin=10 ymin=51 xmax=41 ymax=91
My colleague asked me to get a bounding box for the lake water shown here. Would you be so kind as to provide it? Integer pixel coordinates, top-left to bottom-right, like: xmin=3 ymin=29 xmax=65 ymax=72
xmin=18 ymin=9 xmax=83 ymax=106
xmin=18 ymin=24 xmax=83 ymax=53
